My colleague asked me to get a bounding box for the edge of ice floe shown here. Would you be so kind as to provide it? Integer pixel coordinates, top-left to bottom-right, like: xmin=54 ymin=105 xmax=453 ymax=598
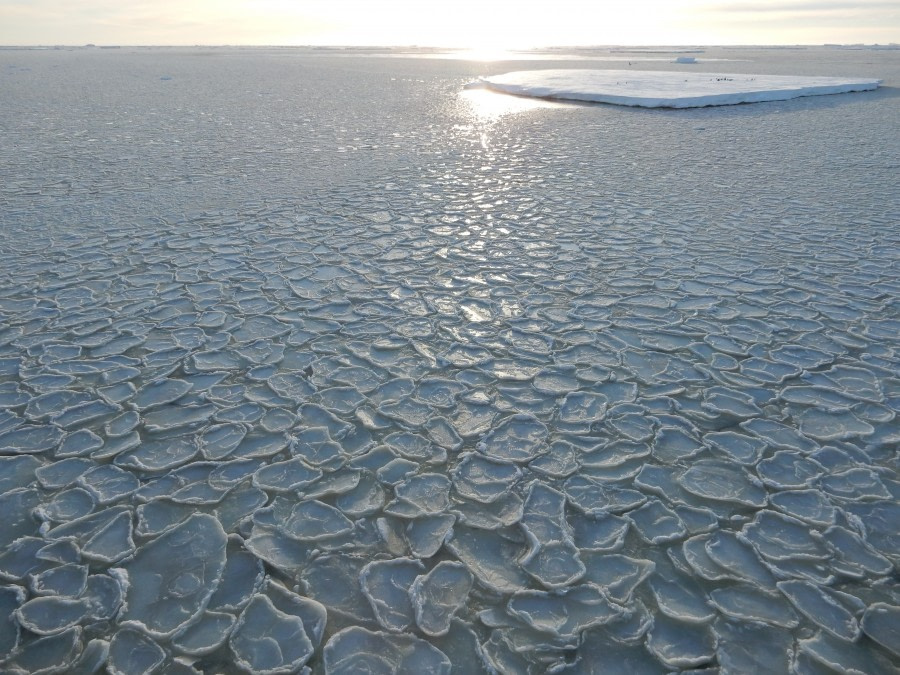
xmin=466 ymin=69 xmax=882 ymax=108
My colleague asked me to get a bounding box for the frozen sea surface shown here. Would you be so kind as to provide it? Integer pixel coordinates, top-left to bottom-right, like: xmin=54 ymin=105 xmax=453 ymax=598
xmin=470 ymin=69 xmax=881 ymax=108
xmin=0 ymin=45 xmax=899 ymax=673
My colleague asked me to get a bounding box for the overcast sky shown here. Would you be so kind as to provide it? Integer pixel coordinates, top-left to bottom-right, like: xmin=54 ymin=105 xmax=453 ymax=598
xmin=1 ymin=0 xmax=897 ymax=46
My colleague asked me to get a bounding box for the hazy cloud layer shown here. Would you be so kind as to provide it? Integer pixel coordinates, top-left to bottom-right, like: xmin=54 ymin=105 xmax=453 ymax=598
xmin=0 ymin=0 xmax=897 ymax=46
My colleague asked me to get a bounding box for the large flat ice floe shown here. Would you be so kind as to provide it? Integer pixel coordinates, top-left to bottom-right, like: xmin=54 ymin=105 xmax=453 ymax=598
xmin=468 ymin=69 xmax=881 ymax=108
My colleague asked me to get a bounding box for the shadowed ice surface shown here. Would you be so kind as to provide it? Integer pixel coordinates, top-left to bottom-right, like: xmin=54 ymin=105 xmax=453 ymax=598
xmin=0 ymin=45 xmax=898 ymax=673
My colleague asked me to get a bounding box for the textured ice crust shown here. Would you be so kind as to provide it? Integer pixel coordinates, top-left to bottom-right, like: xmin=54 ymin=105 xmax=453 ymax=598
xmin=469 ymin=69 xmax=882 ymax=108
xmin=0 ymin=46 xmax=898 ymax=675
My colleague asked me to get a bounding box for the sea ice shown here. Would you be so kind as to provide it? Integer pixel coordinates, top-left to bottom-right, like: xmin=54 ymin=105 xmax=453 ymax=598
xmin=107 ymin=628 xmax=166 ymax=675
xmin=777 ymin=580 xmax=860 ymax=641
xmin=678 ymin=459 xmax=767 ymax=507
xmin=172 ymin=610 xmax=236 ymax=656
xmin=645 ymin=614 xmax=716 ymax=669
xmin=360 ymin=558 xmax=423 ymax=632
xmin=115 ymin=513 xmax=227 ymax=639
xmin=229 ymin=595 xmax=315 ymax=674
xmin=446 ymin=526 xmax=530 ymax=593
xmin=714 ymin=617 xmax=794 ymax=673
xmin=470 ymin=69 xmax=881 ymax=108
xmin=799 ymin=630 xmax=897 ymax=674
xmin=0 ymin=46 xmax=896 ymax=675
xmin=709 ymin=584 xmax=799 ymax=628
xmin=649 ymin=568 xmax=715 ymax=623
xmin=409 ymin=561 xmax=473 ymax=636
xmin=579 ymin=554 xmax=655 ymax=604
xmin=2 ymin=627 xmax=84 ymax=675
xmin=519 ymin=483 xmax=585 ymax=588
xmin=323 ymin=626 xmax=451 ymax=675
xmin=452 ymin=453 xmax=522 ymax=503
xmin=861 ymin=603 xmax=900 ymax=658
xmin=14 ymin=596 xmax=91 ymax=635
xmin=476 ymin=414 xmax=548 ymax=463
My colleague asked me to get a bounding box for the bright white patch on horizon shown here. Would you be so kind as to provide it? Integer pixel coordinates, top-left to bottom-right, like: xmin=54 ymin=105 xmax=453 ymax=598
xmin=469 ymin=69 xmax=881 ymax=108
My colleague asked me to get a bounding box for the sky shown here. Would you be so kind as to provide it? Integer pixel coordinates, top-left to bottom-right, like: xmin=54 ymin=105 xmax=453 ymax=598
xmin=0 ymin=0 xmax=897 ymax=47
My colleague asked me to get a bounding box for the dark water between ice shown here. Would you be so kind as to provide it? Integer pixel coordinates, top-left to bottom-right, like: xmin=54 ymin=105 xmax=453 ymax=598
xmin=0 ymin=46 xmax=898 ymax=673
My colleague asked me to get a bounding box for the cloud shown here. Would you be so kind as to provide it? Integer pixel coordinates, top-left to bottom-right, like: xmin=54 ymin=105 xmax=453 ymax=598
xmin=703 ymin=0 xmax=898 ymax=13
xmin=0 ymin=0 xmax=897 ymax=45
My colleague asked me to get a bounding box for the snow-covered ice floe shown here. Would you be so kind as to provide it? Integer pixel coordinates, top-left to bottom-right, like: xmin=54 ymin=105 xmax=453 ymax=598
xmin=468 ymin=69 xmax=881 ymax=108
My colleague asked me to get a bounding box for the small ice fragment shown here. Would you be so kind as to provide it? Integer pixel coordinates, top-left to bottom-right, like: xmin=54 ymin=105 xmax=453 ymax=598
xmin=569 ymin=512 xmax=629 ymax=552
xmin=705 ymin=530 xmax=776 ymax=587
xmin=476 ymin=414 xmax=548 ymax=463
xmin=229 ymin=595 xmax=315 ymax=674
xmin=35 ymin=458 xmax=93 ymax=489
xmin=281 ymin=500 xmax=354 ymax=540
xmin=452 ymin=453 xmax=522 ymax=503
xmin=323 ymin=626 xmax=451 ymax=675
xmin=131 ymin=378 xmax=193 ymax=410
xmin=114 ymin=434 xmax=199 ymax=472
xmin=172 ymin=610 xmax=236 ymax=656
xmin=446 ymin=526 xmax=530 ymax=594
xmin=703 ymin=430 xmax=767 ymax=464
xmin=777 ymin=580 xmax=860 ymax=641
xmin=30 ymin=563 xmax=89 ymax=597
xmin=300 ymin=554 xmax=376 ymax=622
xmin=564 ymin=475 xmax=647 ymax=514
xmin=770 ymin=489 xmax=836 ymax=528
xmin=80 ymin=574 xmax=123 ymax=621
xmin=518 ymin=483 xmax=585 ymax=588
xmin=714 ymin=617 xmax=794 ymax=673
xmin=115 ymin=513 xmax=227 ymax=639
xmin=649 ymin=569 xmax=715 ymax=623
xmin=0 ymin=424 xmax=65 ymax=454
xmin=799 ymin=629 xmax=897 ymax=674
xmin=709 ymin=584 xmax=799 ymax=628
xmin=579 ymin=553 xmax=655 ymax=603
xmin=393 ymin=473 xmax=451 ymax=515
xmin=360 ymin=558 xmax=423 ymax=632
xmin=678 ymin=459 xmax=767 ymax=507
xmin=756 ymin=450 xmax=824 ymax=489
xmin=740 ymin=510 xmax=829 ymax=562
xmin=646 ymin=614 xmax=716 ymax=669
xmin=77 ymin=464 xmax=139 ymax=504
xmin=409 ymin=562 xmax=473 ymax=636
xmin=822 ymin=525 xmax=893 ymax=577
xmin=860 ymin=603 xmax=900 ymax=658
xmin=3 ymin=627 xmax=83 ymax=675
xmin=0 ymin=455 xmax=43 ymax=494
xmin=252 ymin=458 xmax=322 ymax=492
xmin=507 ymin=584 xmax=624 ymax=639
xmin=14 ymin=595 xmax=91 ymax=635
xmin=626 ymin=499 xmax=687 ymax=544
xmin=198 ymin=423 xmax=247 ymax=461
xmin=403 ymin=514 xmax=455 ymax=558
xmin=1 ymin=488 xmax=44 ymax=547
xmin=335 ymin=471 xmax=386 ymax=517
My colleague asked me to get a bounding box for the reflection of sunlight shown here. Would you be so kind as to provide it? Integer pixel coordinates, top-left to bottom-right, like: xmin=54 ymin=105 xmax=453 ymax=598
xmin=460 ymin=88 xmax=570 ymax=122
xmin=454 ymin=47 xmax=519 ymax=62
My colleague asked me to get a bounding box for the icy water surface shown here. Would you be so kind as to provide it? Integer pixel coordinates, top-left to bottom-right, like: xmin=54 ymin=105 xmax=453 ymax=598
xmin=1 ymin=46 xmax=899 ymax=673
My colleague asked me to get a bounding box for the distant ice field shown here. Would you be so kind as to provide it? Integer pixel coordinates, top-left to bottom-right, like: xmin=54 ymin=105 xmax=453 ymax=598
xmin=0 ymin=46 xmax=898 ymax=673
xmin=470 ymin=69 xmax=881 ymax=108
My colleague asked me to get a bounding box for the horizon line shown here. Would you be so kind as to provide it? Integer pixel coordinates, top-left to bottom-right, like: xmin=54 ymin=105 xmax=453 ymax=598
xmin=2 ymin=42 xmax=898 ymax=49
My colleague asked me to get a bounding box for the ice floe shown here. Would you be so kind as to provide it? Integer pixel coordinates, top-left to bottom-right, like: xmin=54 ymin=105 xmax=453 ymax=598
xmin=0 ymin=46 xmax=897 ymax=675
xmin=470 ymin=69 xmax=881 ymax=108
xmin=115 ymin=514 xmax=227 ymax=639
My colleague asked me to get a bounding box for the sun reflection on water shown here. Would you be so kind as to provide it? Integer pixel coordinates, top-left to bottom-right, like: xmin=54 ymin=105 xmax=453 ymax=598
xmin=460 ymin=87 xmax=571 ymax=122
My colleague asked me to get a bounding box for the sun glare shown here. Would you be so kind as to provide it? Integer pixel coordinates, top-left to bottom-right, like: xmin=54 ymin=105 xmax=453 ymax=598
xmin=452 ymin=47 xmax=522 ymax=61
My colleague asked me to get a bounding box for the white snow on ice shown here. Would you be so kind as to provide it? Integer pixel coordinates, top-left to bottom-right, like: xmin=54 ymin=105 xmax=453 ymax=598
xmin=469 ymin=69 xmax=881 ymax=108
